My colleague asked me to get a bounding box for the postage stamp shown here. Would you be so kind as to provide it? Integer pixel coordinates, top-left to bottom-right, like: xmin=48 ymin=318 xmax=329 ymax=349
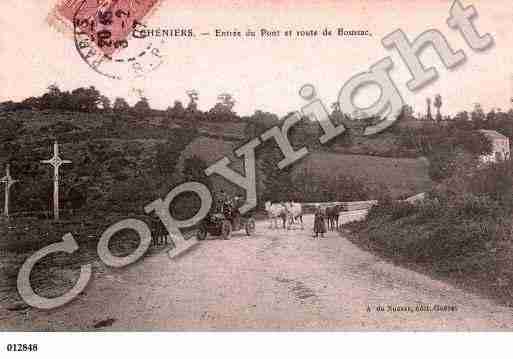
xmin=52 ymin=0 xmax=165 ymax=79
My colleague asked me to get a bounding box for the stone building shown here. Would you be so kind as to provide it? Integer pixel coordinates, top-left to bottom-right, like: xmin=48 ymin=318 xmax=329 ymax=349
xmin=478 ymin=129 xmax=510 ymax=163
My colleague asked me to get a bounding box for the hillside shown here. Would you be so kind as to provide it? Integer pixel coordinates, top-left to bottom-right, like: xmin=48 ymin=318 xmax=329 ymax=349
xmin=178 ymin=136 xmax=431 ymax=201
xmin=0 ymin=108 xmax=432 ymax=218
xmin=292 ymin=152 xmax=431 ymax=199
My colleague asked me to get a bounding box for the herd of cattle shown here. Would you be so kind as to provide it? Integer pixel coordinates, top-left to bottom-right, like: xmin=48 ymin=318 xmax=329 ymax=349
xmin=264 ymin=201 xmax=342 ymax=232
xmin=146 ymin=201 xmax=348 ymax=246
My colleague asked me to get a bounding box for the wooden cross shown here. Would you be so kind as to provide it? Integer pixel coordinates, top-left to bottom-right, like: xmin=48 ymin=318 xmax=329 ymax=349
xmin=0 ymin=164 xmax=18 ymax=218
xmin=41 ymin=141 xmax=71 ymax=220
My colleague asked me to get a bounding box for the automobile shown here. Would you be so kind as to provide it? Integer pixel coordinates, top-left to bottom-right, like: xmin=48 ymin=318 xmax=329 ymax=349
xmin=197 ymin=198 xmax=256 ymax=240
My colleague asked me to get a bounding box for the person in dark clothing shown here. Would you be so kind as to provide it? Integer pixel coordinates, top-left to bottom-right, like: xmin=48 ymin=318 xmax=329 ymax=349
xmin=313 ymin=205 xmax=326 ymax=238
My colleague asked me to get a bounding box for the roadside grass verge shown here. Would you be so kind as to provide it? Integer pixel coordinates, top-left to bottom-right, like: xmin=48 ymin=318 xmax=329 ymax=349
xmin=0 ymin=214 xmax=176 ymax=310
xmin=345 ymin=182 xmax=513 ymax=306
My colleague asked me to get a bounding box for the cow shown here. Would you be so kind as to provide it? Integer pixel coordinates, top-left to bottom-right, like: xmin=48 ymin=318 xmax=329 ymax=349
xmin=325 ymin=204 xmax=341 ymax=231
xmin=284 ymin=201 xmax=304 ymax=230
xmin=264 ymin=201 xmax=287 ymax=229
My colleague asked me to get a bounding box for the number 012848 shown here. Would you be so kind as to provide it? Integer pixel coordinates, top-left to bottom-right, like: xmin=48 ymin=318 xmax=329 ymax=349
xmin=6 ymin=344 xmax=38 ymax=352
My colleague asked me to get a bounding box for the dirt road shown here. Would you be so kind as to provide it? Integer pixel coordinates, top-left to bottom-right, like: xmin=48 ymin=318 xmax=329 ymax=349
xmin=2 ymin=215 xmax=512 ymax=330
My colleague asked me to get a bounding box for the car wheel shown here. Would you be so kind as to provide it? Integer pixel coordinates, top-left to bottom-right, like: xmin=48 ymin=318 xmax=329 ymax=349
xmin=197 ymin=225 xmax=208 ymax=241
xmin=245 ymin=218 xmax=256 ymax=236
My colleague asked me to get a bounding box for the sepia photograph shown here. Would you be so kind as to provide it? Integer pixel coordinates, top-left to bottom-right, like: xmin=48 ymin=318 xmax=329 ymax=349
xmin=0 ymin=0 xmax=512 ymax=356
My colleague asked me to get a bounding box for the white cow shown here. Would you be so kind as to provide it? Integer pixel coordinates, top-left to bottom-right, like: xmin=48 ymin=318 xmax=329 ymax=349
xmin=264 ymin=201 xmax=287 ymax=229
xmin=284 ymin=202 xmax=304 ymax=229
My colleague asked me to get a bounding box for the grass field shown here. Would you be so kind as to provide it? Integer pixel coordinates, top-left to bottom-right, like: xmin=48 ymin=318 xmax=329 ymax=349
xmin=292 ymin=152 xmax=431 ymax=199
xmin=178 ymin=136 xmax=432 ymax=200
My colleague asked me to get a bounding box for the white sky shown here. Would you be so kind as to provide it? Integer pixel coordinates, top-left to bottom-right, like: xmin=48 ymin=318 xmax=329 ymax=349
xmin=0 ymin=0 xmax=512 ymax=117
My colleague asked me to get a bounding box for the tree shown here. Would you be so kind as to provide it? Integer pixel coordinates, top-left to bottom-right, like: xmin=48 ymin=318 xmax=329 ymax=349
xmin=426 ymin=97 xmax=433 ymax=121
xmin=486 ymin=109 xmax=497 ymax=122
xmin=207 ymin=93 xmax=237 ymax=121
xmin=287 ymin=113 xmax=320 ymax=149
xmin=133 ymin=97 xmax=150 ymax=113
xmin=434 ymin=94 xmax=442 ymax=123
xmin=39 ymin=84 xmax=65 ymax=109
xmin=186 ymin=90 xmax=199 ymax=112
xmin=217 ymin=93 xmax=236 ymax=112
xmin=99 ymin=95 xmax=111 ymax=110
xmin=402 ymin=104 xmax=414 ymax=118
xmin=244 ymin=110 xmax=280 ymax=139
xmin=113 ymin=97 xmax=130 ymax=111
xmin=471 ymin=103 xmax=485 ymax=123
xmin=47 ymin=83 xmax=61 ymax=97
xmin=167 ymin=100 xmax=185 ymax=118
xmin=70 ymin=86 xmax=101 ymax=112
xmin=397 ymin=104 xmax=416 ymax=127
xmin=455 ymin=111 xmax=469 ymax=122
xmin=329 ymin=102 xmax=348 ymax=130
xmin=21 ymin=96 xmax=41 ymax=109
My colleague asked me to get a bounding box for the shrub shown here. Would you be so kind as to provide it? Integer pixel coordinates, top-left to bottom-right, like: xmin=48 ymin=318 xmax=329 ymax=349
xmin=469 ymin=160 xmax=513 ymax=210
xmin=415 ymin=197 xmax=442 ymax=220
xmin=389 ymin=201 xmax=416 ymax=220
xmin=367 ymin=199 xmax=414 ymax=222
xmin=356 ymin=158 xmax=513 ymax=304
xmin=454 ymin=193 xmax=503 ymax=219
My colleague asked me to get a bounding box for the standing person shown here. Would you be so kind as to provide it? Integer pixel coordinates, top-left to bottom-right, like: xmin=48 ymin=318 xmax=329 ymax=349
xmin=219 ymin=190 xmax=228 ymax=202
xmin=214 ymin=190 xmax=227 ymax=212
xmin=313 ymin=205 xmax=326 ymax=238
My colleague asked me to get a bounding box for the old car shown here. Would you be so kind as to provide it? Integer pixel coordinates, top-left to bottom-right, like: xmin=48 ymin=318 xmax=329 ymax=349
xmin=197 ymin=197 xmax=256 ymax=240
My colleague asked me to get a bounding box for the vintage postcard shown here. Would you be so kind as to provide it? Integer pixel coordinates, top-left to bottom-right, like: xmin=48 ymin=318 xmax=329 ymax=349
xmin=1 ymin=0 xmax=513 ymax=353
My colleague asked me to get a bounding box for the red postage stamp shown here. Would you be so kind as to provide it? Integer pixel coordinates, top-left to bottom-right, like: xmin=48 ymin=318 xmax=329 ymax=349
xmin=55 ymin=0 xmax=160 ymax=56
xmin=50 ymin=0 xmax=164 ymax=79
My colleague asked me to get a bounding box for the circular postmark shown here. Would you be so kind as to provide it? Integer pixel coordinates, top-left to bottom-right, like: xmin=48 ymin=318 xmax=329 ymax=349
xmin=72 ymin=0 xmax=164 ymax=80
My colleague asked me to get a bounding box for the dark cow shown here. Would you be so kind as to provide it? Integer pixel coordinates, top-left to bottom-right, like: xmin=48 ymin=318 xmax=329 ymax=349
xmin=325 ymin=204 xmax=341 ymax=231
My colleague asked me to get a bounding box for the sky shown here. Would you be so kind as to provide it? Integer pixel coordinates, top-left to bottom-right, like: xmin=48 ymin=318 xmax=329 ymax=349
xmin=0 ymin=0 xmax=512 ymax=117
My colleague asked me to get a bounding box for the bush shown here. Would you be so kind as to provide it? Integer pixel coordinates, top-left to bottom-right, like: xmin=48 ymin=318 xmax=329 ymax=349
xmin=389 ymin=201 xmax=416 ymax=220
xmin=367 ymin=199 xmax=414 ymax=221
xmin=454 ymin=193 xmax=503 ymax=218
xmin=469 ymin=160 xmax=513 ymax=209
xmin=415 ymin=197 xmax=442 ymax=220
xmin=366 ymin=212 xmax=501 ymax=265
xmin=356 ymin=159 xmax=513 ymax=304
